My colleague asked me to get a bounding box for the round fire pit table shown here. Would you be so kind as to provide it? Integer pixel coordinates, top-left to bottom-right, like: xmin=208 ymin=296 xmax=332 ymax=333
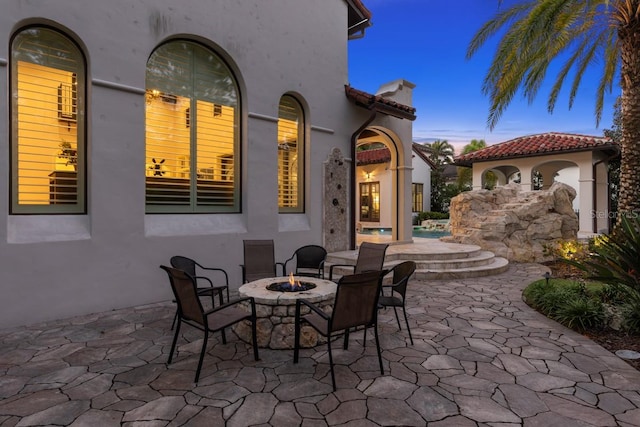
xmin=234 ymin=276 xmax=337 ymax=349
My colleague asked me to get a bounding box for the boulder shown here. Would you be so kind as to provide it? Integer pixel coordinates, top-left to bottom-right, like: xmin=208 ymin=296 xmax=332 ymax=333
xmin=443 ymin=182 xmax=579 ymax=262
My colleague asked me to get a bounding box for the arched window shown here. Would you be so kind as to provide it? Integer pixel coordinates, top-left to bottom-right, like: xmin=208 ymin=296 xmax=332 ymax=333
xmin=145 ymin=40 xmax=240 ymax=213
xmin=11 ymin=27 xmax=86 ymax=213
xmin=277 ymin=95 xmax=304 ymax=213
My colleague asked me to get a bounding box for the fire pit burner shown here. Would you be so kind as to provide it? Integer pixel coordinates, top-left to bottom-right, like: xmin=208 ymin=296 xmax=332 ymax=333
xmin=267 ymin=281 xmax=317 ymax=292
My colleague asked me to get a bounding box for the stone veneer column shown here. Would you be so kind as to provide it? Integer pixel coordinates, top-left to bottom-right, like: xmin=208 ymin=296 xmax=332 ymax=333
xmin=323 ymin=148 xmax=349 ymax=253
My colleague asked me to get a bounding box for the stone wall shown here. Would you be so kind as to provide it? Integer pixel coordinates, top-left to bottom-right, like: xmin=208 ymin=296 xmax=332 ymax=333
xmin=442 ymin=182 xmax=579 ymax=262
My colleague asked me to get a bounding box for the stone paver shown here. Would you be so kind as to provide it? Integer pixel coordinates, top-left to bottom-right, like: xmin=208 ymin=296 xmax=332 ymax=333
xmin=1 ymin=263 xmax=639 ymax=426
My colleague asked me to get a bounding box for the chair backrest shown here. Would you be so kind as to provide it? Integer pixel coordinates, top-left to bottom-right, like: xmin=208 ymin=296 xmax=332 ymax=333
xmin=331 ymin=270 xmax=384 ymax=332
xmin=391 ymin=260 xmax=416 ymax=297
xmin=160 ymin=265 xmax=205 ymax=325
xmin=294 ymin=245 xmax=327 ymax=270
xmin=354 ymin=242 xmax=389 ymax=274
xmin=170 ymin=255 xmax=197 ymax=276
xmin=243 ymin=239 xmax=276 ymax=282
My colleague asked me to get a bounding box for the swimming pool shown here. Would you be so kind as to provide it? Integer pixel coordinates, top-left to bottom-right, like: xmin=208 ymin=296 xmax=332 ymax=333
xmin=359 ymin=227 xmax=451 ymax=239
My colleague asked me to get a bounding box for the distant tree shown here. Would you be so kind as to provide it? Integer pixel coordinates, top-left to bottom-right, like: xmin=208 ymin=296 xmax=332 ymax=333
xmin=467 ymin=0 xmax=640 ymax=228
xmin=424 ymin=140 xmax=455 ymax=212
xmin=457 ymin=139 xmax=486 ymax=190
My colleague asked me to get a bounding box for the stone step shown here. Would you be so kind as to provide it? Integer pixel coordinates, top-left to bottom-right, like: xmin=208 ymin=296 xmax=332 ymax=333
xmin=413 ymin=256 xmax=510 ymax=280
xmin=325 ymin=241 xmax=509 ymax=281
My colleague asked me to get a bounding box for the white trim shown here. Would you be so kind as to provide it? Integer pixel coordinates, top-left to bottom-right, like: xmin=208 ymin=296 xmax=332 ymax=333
xmin=248 ymin=112 xmax=278 ymax=123
xmin=311 ymin=125 xmax=334 ymax=134
xmin=92 ymin=78 xmax=145 ymax=95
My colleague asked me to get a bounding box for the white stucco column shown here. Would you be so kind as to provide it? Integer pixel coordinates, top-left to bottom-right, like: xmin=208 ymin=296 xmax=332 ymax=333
xmin=578 ymin=165 xmax=594 ymax=234
xmin=594 ymin=161 xmax=610 ymax=233
xmin=518 ymin=165 xmax=533 ymax=191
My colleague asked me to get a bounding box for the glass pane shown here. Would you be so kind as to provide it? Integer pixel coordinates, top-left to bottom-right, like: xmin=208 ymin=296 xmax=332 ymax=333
xmin=278 ymin=95 xmax=303 ymax=212
xmin=146 ymin=41 xmax=239 ymax=212
xmin=12 ymin=27 xmax=84 ymax=213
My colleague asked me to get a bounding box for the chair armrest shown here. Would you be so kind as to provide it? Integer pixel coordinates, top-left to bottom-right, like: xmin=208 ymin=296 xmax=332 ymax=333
xmin=329 ymin=263 xmax=355 ymax=280
xmin=193 ymin=275 xmax=214 ymax=287
xmin=197 ymin=265 xmax=229 ymax=285
xmin=276 ymin=261 xmax=287 ymax=276
xmin=203 ymin=296 xmax=255 ymax=316
xmin=296 ymin=298 xmax=330 ymax=321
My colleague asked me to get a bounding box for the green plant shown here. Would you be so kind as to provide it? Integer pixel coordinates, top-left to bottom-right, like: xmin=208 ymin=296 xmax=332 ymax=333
xmin=564 ymin=214 xmax=640 ymax=295
xmin=620 ymin=291 xmax=640 ymax=334
xmin=554 ymin=298 xmax=606 ymax=332
xmin=416 ymin=211 xmax=449 ymax=222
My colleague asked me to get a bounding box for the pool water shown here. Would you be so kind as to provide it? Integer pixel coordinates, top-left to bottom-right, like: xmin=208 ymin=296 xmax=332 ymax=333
xmin=360 ymin=227 xmax=451 ymax=239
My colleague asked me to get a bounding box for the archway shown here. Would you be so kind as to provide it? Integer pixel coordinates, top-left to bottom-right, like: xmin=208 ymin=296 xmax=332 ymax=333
xmin=354 ymin=126 xmax=412 ymax=244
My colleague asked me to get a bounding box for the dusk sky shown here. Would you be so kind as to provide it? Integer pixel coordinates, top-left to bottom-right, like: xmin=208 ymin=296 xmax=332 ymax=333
xmin=347 ymin=0 xmax=619 ymax=152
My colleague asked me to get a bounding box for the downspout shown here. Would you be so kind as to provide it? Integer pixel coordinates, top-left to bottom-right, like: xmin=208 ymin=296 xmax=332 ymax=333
xmin=592 ymin=149 xmax=620 ymax=233
xmin=350 ymin=111 xmax=377 ymax=250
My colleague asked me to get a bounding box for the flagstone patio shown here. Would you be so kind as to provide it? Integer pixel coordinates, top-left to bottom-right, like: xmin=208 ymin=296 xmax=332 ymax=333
xmin=1 ymin=263 xmax=639 ymax=426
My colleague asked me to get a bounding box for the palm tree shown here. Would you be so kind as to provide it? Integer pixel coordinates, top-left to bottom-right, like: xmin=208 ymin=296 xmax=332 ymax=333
xmin=423 ymin=139 xmax=455 ymax=212
xmin=457 ymin=139 xmax=493 ymax=189
xmin=424 ymin=139 xmax=455 ymax=165
xmin=467 ymin=0 xmax=640 ymax=225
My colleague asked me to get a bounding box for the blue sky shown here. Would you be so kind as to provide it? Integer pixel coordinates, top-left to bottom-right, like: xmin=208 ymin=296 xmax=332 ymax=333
xmin=347 ymin=0 xmax=619 ymax=152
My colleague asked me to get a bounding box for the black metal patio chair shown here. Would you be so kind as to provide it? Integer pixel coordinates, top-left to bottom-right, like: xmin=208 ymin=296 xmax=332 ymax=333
xmin=161 ymin=265 xmax=259 ymax=383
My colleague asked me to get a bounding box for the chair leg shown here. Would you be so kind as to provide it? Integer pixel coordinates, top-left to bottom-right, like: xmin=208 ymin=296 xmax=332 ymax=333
xmin=251 ymin=318 xmax=259 ymax=361
xmin=168 ymin=320 xmax=181 ymax=364
xmin=294 ymin=305 xmax=301 ymax=363
xmin=327 ymin=335 xmax=336 ymax=391
xmin=343 ymin=328 xmax=350 ymax=350
xmin=363 ymin=326 xmax=367 ymax=347
xmin=393 ymin=306 xmax=401 ymax=330
xmin=373 ymin=323 xmax=384 ymax=375
xmin=221 ymin=328 xmax=227 ymax=344
xmin=171 ymin=310 xmax=178 ymax=331
xmin=402 ymin=306 xmax=414 ymax=345
xmin=195 ymin=331 xmax=209 ymax=383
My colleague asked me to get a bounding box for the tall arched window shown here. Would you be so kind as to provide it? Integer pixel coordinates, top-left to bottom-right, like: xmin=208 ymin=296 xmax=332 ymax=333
xmin=11 ymin=27 xmax=86 ymax=213
xmin=277 ymin=95 xmax=304 ymax=213
xmin=145 ymin=40 xmax=240 ymax=213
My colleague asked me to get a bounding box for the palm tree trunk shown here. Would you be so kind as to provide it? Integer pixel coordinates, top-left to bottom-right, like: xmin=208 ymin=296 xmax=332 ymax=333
xmin=616 ymin=7 xmax=640 ymax=227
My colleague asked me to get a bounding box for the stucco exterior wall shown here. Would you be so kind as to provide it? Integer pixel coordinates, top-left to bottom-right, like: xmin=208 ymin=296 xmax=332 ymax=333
xmin=0 ymin=0 xmax=365 ymax=327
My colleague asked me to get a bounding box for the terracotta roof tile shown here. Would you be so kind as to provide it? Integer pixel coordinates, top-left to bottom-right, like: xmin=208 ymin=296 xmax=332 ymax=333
xmin=345 ymin=85 xmax=416 ymax=120
xmin=454 ymin=132 xmax=618 ymax=166
xmin=356 ymin=148 xmax=391 ymax=165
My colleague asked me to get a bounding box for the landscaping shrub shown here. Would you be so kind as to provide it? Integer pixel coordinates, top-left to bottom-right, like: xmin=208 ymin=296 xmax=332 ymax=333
xmin=416 ymin=211 xmax=449 ymax=223
xmin=554 ymin=298 xmax=606 ymax=331
xmin=564 ymin=214 xmax=640 ymax=295
xmin=523 ymin=279 xmax=606 ymax=332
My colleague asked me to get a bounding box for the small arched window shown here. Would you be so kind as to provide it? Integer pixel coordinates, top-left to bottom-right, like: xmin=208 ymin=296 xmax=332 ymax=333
xmin=145 ymin=40 xmax=240 ymax=213
xmin=277 ymin=95 xmax=304 ymax=213
xmin=11 ymin=26 xmax=86 ymax=213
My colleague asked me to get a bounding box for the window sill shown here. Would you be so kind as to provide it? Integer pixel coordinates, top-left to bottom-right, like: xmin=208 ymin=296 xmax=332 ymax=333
xmin=145 ymin=214 xmax=246 ymax=237
xmin=8 ymin=215 xmax=90 ymax=243
xmin=278 ymin=214 xmax=310 ymax=232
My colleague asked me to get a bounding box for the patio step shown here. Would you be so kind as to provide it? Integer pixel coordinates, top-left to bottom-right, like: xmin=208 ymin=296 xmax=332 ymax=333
xmin=325 ymin=240 xmax=509 ymax=281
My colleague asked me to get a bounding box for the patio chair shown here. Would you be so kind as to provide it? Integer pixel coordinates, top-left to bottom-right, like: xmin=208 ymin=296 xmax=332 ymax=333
xmin=278 ymin=244 xmax=327 ymax=278
xmin=378 ymin=260 xmax=416 ymax=344
xmin=328 ymin=242 xmax=389 ymax=281
xmin=160 ymin=265 xmax=259 ymax=383
xmin=241 ymin=239 xmax=278 ymax=283
xmin=293 ymin=270 xmax=385 ymax=391
xmin=169 ymin=255 xmax=230 ymax=330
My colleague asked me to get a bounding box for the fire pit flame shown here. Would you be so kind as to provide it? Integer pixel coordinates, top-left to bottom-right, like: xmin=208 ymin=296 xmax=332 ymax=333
xmin=266 ymin=272 xmax=317 ymax=292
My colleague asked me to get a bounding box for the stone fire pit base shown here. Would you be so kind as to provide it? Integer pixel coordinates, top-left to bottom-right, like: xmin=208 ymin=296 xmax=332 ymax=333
xmin=234 ymin=276 xmax=337 ymax=349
